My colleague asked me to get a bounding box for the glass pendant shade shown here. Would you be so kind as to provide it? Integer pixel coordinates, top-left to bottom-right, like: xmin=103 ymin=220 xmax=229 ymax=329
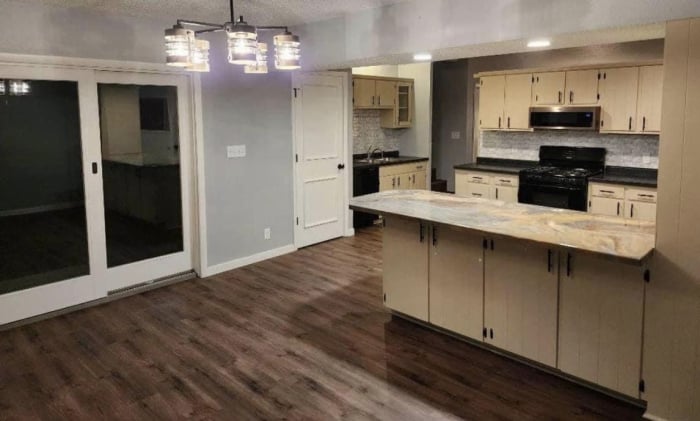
xmin=165 ymin=25 xmax=194 ymax=67
xmin=228 ymin=38 xmax=258 ymax=65
xmin=8 ymin=80 xmax=30 ymax=96
xmin=0 ymin=80 xmax=5 ymax=95
xmin=186 ymin=39 xmax=211 ymax=72
xmin=226 ymin=17 xmax=257 ymax=41
xmin=274 ymin=33 xmax=301 ymax=70
xmin=245 ymin=43 xmax=268 ymax=74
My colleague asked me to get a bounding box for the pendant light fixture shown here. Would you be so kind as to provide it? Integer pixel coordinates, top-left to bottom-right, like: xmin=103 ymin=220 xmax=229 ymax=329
xmin=164 ymin=0 xmax=301 ymax=73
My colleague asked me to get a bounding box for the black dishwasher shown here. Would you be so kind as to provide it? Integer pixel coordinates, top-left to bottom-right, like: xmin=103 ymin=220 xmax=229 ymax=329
xmin=353 ymin=165 xmax=379 ymax=228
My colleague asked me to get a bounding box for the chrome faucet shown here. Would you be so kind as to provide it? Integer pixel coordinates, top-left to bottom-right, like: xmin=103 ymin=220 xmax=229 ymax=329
xmin=367 ymin=145 xmax=384 ymax=160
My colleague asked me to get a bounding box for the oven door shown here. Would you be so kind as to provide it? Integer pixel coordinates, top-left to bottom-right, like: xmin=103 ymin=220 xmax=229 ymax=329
xmin=518 ymin=183 xmax=588 ymax=211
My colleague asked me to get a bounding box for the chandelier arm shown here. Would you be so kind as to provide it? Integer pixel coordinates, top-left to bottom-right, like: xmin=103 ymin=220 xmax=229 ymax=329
xmin=256 ymin=26 xmax=290 ymax=32
xmin=177 ymin=19 xmax=225 ymax=29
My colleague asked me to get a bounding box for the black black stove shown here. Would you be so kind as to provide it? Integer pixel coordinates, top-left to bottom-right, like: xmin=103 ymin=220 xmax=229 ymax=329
xmin=518 ymin=146 xmax=606 ymax=211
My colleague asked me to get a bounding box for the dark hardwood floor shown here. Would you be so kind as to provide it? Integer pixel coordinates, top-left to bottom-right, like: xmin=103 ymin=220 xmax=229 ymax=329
xmin=0 ymin=226 xmax=644 ymax=420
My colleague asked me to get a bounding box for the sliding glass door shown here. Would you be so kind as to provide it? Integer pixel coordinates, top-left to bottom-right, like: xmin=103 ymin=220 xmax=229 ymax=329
xmin=0 ymin=66 xmax=194 ymax=325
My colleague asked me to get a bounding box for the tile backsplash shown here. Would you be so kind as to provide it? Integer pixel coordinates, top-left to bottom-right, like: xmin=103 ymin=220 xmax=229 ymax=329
xmin=353 ymin=109 xmax=403 ymax=154
xmin=479 ymin=130 xmax=659 ymax=168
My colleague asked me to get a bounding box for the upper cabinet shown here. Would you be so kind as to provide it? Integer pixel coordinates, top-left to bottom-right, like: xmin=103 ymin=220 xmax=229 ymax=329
xmin=532 ymin=71 xmax=566 ymax=105
xmin=599 ymin=67 xmax=639 ymax=132
xmin=353 ymin=75 xmax=414 ymax=128
xmin=478 ymin=75 xmax=506 ymax=129
xmin=636 ymin=65 xmax=664 ymax=133
xmin=504 ymin=74 xmax=533 ymax=130
xmin=475 ymin=62 xmax=662 ymax=135
xmin=565 ymin=69 xmax=599 ymax=105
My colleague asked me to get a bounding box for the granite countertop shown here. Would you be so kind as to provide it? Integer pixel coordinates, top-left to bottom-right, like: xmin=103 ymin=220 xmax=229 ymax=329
xmin=350 ymin=190 xmax=655 ymax=263
xmin=589 ymin=166 xmax=658 ymax=188
xmin=104 ymin=153 xmax=180 ymax=168
xmin=454 ymin=158 xmax=537 ymax=175
xmin=353 ymin=155 xmax=429 ymax=169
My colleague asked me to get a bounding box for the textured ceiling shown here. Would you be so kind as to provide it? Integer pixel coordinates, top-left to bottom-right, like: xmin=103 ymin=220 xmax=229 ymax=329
xmin=21 ymin=0 xmax=413 ymax=26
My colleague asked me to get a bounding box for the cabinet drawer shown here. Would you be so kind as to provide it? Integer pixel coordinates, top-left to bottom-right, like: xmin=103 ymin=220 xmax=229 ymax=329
xmin=492 ymin=174 xmax=519 ymax=187
xmin=625 ymin=188 xmax=657 ymax=203
xmin=464 ymin=172 xmax=491 ymax=184
xmin=590 ymin=183 xmax=625 ymax=199
xmin=464 ymin=183 xmax=491 ymax=199
xmin=379 ymin=162 xmax=427 ymax=178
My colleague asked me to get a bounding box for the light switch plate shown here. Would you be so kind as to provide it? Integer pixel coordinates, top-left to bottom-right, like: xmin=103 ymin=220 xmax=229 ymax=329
xmin=227 ymin=145 xmax=246 ymax=158
xmin=451 ymin=131 xmax=461 ymax=140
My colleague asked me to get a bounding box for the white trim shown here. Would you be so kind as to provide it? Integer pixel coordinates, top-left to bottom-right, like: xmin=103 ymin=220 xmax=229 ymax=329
xmin=191 ymin=73 xmax=208 ymax=278
xmin=0 ymin=202 xmax=83 ymax=217
xmin=203 ymin=245 xmax=297 ymax=278
xmin=0 ymin=53 xmax=181 ymax=74
xmin=642 ymin=413 xmax=668 ymax=421
xmin=344 ymin=228 xmax=356 ymax=237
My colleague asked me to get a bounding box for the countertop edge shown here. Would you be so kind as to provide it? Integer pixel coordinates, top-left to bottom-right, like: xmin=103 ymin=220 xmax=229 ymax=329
xmin=349 ymin=203 xmax=654 ymax=265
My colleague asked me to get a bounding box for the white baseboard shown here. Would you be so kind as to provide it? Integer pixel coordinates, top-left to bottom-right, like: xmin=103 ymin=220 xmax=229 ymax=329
xmin=203 ymin=244 xmax=297 ymax=277
xmin=344 ymin=228 xmax=355 ymax=237
xmin=0 ymin=201 xmax=83 ymax=218
xmin=643 ymin=412 xmax=668 ymax=421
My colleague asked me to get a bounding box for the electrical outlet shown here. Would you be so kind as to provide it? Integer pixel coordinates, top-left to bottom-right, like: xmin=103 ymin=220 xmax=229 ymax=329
xmin=227 ymin=145 xmax=246 ymax=158
xmin=264 ymin=228 xmax=271 ymax=240
xmin=451 ymin=131 xmax=461 ymax=140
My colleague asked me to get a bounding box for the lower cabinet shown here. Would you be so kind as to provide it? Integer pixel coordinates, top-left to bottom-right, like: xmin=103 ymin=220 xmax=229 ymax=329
xmin=484 ymin=238 xmax=559 ymax=367
xmin=429 ymin=224 xmax=484 ymax=340
xmin=382 ymin=217 xmax=429 ymax=321
xmin=558 ymin=252 xmax=646 ymax=397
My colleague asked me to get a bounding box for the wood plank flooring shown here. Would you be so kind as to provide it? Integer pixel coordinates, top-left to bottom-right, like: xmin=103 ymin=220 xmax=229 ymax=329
xmin=0 ymin=226 xmax=644 ymax=420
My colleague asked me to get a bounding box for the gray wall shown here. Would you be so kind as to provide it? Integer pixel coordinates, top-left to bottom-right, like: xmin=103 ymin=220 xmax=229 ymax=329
xmin=200 ymin=34 xmax=294 ymax=266
xmin=432 ymin=39 xmax=665 ymax=191
xmin=0 ymin=0 xmax=295 ymax=268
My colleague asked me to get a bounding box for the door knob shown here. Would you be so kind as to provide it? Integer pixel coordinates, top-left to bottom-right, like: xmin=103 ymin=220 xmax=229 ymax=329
xmin=337 ymin=163 xmax=345 ymax=170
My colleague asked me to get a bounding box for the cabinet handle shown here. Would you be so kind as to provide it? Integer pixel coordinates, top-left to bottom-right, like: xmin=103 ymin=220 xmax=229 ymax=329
xmin=566 ymin=253 xmax=572 ymax=277
xmin=507 ymin=117 xmax=511 ymax=128
xmin=569 ymin=91 xmax=573 ymax=103
xmin=378 ymin=96 xmax=381 ymax=105
xmin=643 ymin=116 xmax=646 ymax=131
xmin=617 ymin=202 xmax=621 ymax=216
xmin=472 ymin=193 xmax=482 ymax=197
xmin=490 ymin=328 xmax=494 ymax=339
xmin=547 ymin=249 xmax=553 ymax=273
xmin=372 ymin=96 xmax=375 ymax=105
xmin=498 ymin=116 xmax=502 ymax=128
xmin=413 ymin=174 xmax=416 ymax=184
xmin=499 ymin=179 xmax=510 ymax=184
xmin=558 ymin=91 xmax=563 ymax=104
xmin=419 ymin=222 xmax=424 ymax=243
xmin=495 ymin=188 xmax=499 ymax=200
xmin=639 ymin=194 xmax=654 ymax=198
xmin=392 ymin=177 xmax=396 ymax=187
xmin=432 ymin=225 xmax=438 ymax=246
xmin=398 ymin=177 xmax=401 ymax=187
xmin=631 ymin=203 xmax=635 ymax=218
xmin=472 ymin=176 xmax=483 ymax=180
xmin=629 ymin=116 xmax=633 ymax=131
xmin=600 ymin=190 xmax=615 ymax=194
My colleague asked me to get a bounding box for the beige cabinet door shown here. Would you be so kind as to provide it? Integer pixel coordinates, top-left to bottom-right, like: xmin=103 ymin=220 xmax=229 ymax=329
xmin=379 ymin=175 xmax=396 ymax=192
xmin=484 ymin=238 xmax=559 ymax=367
xmin=599 ymin=67 xmax=639 ymax=132
xmin=492 ymin=186 xmax=518 ymax=203
xmin=353 ymin=78 xmax=375 ymax=108
xmin=429 ymin=225 xmax=484 ymax=340
xmin=558 ymin=252 xmax=645 ymax=397
xmin=504 ymin=73 xmax=533 ymax=129
xmin=565 ymin=69 xmax=600 ymax=105
xmin=382 ymin=217 xmax=429 ymax=321
xmin=375 ymin=79 xmax=396 ymax=109
xmin=627 ymin=201 xmax=657 ymax=222
xmin=589 ymin=196 xmax=623 ymax=217
xmin=636 ymin=65 xmax=663 ymax=133
xmin=412 ymin=171 xmax=427 ymax=190
xmin=396 ymin=173 xmax=411 ymax=190
xmin=532 ymin=71 xmax=566 ymax=105
xmin=478 ymin=76 xmax=506 ymax=129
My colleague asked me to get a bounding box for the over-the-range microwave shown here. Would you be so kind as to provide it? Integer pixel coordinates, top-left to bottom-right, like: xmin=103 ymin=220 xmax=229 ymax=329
xmin=529 ymin=106 xmax=600 ymax=131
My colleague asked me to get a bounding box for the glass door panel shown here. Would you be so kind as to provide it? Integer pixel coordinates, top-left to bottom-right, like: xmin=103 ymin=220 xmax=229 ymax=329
xmin=97 ymin=84 xmax=184 ymax=268
xmin=0 ymin=79 xmax=90 ymax=294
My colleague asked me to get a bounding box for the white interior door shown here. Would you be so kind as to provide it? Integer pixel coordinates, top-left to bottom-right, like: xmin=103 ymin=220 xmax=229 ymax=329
xmin=93 ymin=71 xmax=195 ymax=295
xmin=293 ymin=72 xmax=348 ymax=248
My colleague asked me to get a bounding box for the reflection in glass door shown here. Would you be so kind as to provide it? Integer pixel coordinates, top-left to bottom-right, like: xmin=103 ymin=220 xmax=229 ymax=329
xmin=97 ymin=84 xmax=184 ymax=268
xmin=0 ymin=79 xmax=90 ymax=294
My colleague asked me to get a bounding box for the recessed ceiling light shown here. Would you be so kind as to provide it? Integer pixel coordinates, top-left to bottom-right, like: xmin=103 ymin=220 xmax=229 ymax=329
xmin=527 ymin=39 xmax=551 ymax=48
xmin=413 ymin=53 xmax=432 ymax=61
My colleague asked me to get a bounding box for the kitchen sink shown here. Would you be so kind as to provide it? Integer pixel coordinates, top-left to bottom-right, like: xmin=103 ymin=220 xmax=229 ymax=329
xmin=354 ymin=157 xmax=398 ymax=164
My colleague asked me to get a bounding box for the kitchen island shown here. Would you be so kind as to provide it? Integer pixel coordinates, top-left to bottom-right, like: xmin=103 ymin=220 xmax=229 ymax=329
xmin=350 ymin=190 xmax=655 ymax=401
